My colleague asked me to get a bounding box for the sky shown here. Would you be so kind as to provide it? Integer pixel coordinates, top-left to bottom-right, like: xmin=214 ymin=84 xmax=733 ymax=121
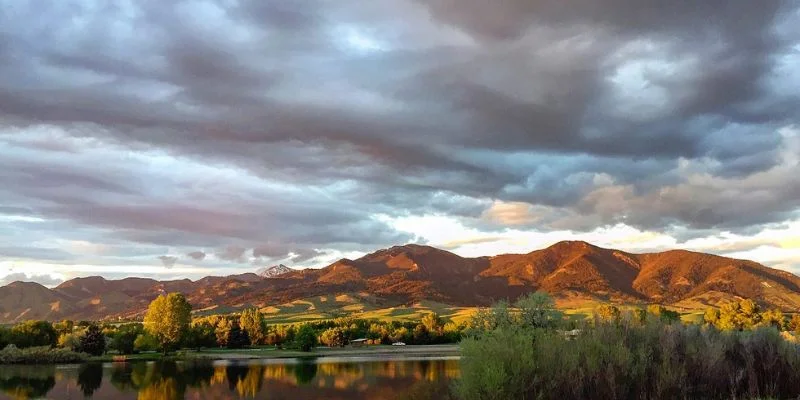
xmin=1 ymin=0 xmax=799 ymax=287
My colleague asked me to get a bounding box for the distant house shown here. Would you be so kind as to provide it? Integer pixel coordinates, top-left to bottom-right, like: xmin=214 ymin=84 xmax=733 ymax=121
xmin=350 ymin=338 xmax=368 ymax=347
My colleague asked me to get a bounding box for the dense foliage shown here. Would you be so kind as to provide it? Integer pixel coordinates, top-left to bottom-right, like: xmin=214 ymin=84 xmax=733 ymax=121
xmin=457 ymin=293 xmax=800 ymax=400
xmin=77 ymin=325 xmax=106 ymax=356
xmin=143 ymin=293 xmax=192 ymax=354
xmin=0 ymin=345 xmax=87 ymax=364
xmin=295 ymin=324 xmax=318 ymax=352
xmin=226 ymin=322 xmax=250 ymax=349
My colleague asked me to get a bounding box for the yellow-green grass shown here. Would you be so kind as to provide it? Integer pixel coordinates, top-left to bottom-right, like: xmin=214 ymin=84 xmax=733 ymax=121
xmin=255 ymin=294 xmax=478 ymax=324
xmin=219 ymin=292 xmax=724 ymax=326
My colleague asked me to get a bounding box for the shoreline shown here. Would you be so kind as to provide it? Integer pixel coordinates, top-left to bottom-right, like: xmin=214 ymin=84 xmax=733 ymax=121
xmin=85 ymin=344 xmax=461 ymax=363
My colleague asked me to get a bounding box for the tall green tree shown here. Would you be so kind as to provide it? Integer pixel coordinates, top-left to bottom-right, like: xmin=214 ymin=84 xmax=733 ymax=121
xmin=295 ymin=324 xmax=317 ymax=352
xmin=143 ymin=293 xmax=192 ymax=354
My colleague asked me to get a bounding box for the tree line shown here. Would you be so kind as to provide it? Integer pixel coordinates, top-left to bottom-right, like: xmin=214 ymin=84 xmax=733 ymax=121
xmin=3 ymin=291 xmax=798 ymax=363
xmin=1 ymin=292 xmax=467 ymax=358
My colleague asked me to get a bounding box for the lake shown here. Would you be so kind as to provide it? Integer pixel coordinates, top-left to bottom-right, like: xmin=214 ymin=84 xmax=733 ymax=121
xmin=0 ymin=356 xmax=460 ymax=399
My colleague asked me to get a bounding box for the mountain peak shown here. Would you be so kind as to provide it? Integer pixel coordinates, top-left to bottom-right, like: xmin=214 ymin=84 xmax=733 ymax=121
xmin=258 ymin=264 xmax=293 ymax=278
xmin=56 ymin=276 xmax=108 ymax=288
xmin=6 ymin=281 xmax=48 ymax=290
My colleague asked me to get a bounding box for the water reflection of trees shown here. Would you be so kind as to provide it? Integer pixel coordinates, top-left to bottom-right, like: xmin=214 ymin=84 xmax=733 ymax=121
xmin=0 ymin=366 xmax=56 ymax=400
xmin=77 ymin=363 xmax=103 ymax=397
xmin=293 ymin=360 xmax=318 ymax=385
xmin=226 ymin=364 xmax=264 ymax=398
xmin=0 ymin=358 xmax=461 ymax=399
xmin=108 ymin=360 xmax=215 ymax=400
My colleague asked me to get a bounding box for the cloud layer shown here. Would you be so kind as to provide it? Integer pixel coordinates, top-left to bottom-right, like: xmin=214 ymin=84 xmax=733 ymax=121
xmin=1 ymin=0 xmax=799 ymax=279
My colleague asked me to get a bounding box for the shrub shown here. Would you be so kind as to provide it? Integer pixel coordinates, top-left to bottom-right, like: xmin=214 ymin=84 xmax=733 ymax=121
xmin=133 ymin=334 xmax=159 ymax=353
xmin=457 ymin=318 xmax=800 ymax=400
xmin=110 ymin=324 xmax=143 ymax=355
xmin=9 ymin=321 xmax=58 ymax=348
xmin=57 ymin=333 xmax=81 ymax=350
xmin=0 ymin=345 xmax=87 ymax=364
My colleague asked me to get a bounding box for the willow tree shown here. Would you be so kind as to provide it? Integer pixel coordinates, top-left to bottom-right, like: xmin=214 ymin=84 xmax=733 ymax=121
xmin=143 ymin=293 xmax=192 ymax=354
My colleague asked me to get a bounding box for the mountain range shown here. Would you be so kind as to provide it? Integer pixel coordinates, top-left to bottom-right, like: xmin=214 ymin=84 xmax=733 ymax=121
xmin=2 ymin=241 xmax=800 ymax=323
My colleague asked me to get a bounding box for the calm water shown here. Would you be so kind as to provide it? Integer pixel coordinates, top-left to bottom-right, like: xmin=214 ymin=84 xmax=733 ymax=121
xmin=0 ymin=356 xmax=459 ymax=400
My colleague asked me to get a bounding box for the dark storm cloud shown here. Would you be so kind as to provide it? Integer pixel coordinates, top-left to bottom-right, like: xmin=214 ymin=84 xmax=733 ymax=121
xmin=0 ymin=0 xmax=799 ymax=272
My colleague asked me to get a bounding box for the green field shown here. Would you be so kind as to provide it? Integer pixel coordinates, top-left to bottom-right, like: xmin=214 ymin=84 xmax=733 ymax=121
xmin=254 ymin=293 xmax=478 ymax=324
xmin=240 ymin=292 xmax=714 ymax=325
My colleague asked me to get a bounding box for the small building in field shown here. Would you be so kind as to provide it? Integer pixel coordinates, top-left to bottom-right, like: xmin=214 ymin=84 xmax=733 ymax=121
xmin=350 ymin=338 xmax=368 ymax=347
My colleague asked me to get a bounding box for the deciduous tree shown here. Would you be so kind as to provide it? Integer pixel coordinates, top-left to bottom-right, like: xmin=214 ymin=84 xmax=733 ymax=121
xmin=296 ymin=324 xmax=317 ymax=352
xmin=143 ymin=293 xmax=192 ymax=354
xmin=239 ymin=308 xmax=267 ymax=345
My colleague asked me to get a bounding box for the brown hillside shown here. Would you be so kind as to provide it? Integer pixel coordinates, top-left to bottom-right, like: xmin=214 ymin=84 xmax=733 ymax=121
xmin=2 ymin=241 xmax=800 ymax=322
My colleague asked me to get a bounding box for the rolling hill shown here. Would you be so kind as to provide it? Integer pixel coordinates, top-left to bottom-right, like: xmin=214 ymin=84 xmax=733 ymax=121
xmin=2 ymin=241 xmax=799 ymax=323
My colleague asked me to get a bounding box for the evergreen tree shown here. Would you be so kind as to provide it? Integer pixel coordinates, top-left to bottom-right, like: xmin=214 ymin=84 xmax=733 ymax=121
xmin=78 ymin=325 xmax=107 ymax=356
xmin=226 ymin=322 xmax=250 ymax=349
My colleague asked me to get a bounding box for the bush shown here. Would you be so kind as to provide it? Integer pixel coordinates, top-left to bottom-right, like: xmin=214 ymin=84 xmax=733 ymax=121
xmin=457 ymin=319 xmax=800 ymax=400
xmin=0 ymin=345 xmax=87 ymax=364
xmin=133 ymin=334 xmax=159 ymax=353
xmin=9 ymin=321 xmax=58 ymax=348
xmin=57 ymin=333 xmax=81 ymax=350
xmin=110 ymin=324 xmax=143 ymax=355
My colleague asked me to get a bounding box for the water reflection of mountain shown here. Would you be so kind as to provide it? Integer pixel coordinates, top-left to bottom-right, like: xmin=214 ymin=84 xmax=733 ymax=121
xmin=0 ymin=358 xmax=459 ymax=400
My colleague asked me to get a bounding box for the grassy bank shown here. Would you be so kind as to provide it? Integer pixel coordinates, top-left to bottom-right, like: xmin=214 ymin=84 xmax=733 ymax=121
xmin=88 ymin=344 xmax=460 ymax=363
